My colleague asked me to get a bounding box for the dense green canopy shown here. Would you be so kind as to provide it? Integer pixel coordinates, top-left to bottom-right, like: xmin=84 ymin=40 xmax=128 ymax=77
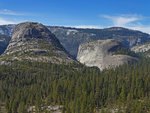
xmin=0 ymin=58 xmax=150 ymax=113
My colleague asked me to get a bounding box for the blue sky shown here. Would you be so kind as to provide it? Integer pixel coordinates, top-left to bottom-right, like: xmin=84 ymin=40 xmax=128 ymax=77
xmin=0 ymin=0 xmax=150 ymax=33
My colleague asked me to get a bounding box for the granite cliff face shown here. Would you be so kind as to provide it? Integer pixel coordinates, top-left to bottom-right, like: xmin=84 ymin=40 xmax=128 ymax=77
xmin=0 ymin=22 xmax=74 ymax=64
xmin=77 ymin=39 xmax=138 ymax=70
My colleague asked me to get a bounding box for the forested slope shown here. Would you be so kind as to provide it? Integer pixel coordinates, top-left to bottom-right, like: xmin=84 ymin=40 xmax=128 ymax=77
xmin=0 ymin=58 xmax=150 ymax=113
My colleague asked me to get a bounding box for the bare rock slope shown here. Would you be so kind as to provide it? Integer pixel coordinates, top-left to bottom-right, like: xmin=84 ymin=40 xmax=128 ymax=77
xmin=0 ymin=22 xmax=74 ymax=64
xmin=131 ymin=41 xmax=150 ymax=57
xmin=131 ymin=42 xmax=150 ymax=53
xmin=77 ymin=39 xmax=137 ymax=70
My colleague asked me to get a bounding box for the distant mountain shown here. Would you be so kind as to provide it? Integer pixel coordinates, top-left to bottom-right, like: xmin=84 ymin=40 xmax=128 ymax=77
xmin=0 ymin=24 xmax=15 ymax=54
xmin=0 ymin=35 xmax=10 ymax=54
xmin=0 ymin=22 xmax=74 ymax=65
xmin=0 ymin=24 xmax=150 ymax=58
xmin=0 ymin=24 xmax=15 ymax=36
xmin=77 ymin=39 xmax=138 ymax=70
xmin=48 ymin=26 xmax=150 ymax=57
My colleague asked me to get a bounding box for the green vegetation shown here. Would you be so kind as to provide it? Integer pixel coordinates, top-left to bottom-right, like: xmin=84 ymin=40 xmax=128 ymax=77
xmin=0 ymin=58 xmax=150 ymax=113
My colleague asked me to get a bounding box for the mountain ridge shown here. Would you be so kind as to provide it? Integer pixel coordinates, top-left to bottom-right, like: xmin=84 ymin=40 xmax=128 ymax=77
xmin=0 ymin=24 xmax=150 ymax=58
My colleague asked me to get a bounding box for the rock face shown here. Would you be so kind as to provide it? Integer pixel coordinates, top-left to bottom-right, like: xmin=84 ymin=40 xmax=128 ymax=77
xmin=77 ymin=39 xmax=137 ymax=70
xmin=1 ymin=22 xmax=74 ymax=64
